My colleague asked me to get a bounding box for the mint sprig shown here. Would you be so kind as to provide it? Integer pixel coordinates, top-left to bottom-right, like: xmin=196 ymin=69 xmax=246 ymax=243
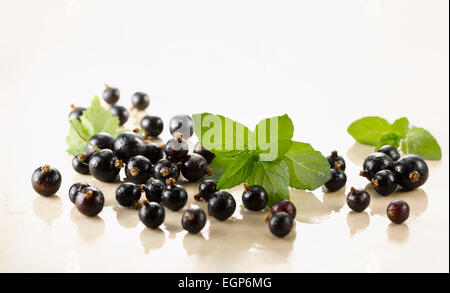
xmin=193 ymin=113 xmax=331 ymax=205
xmin=348 ymin=116 xmax=441 ymax=160
xmin=66 ymin=96 xmax=125 ymax=155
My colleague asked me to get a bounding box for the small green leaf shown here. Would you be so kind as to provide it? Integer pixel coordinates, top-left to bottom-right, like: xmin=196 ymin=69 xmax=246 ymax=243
xmin=217 ymin=152 xmax=256 ymax=189
xmin=283 ymin=141 xmax=331 ymax=190
xmin=202 ymin=154 xmax=235 ymax=182
xmin=255 ymin=114 xmax=294 ymax=160
xmin=391 ymin=117 xmax=409 ymax=138
xmin=247 ymin=160 xmax=290 ymax=206
xmin=347 ymin=116 xmax=391 ymax=146
xmin=402 ymin=127 xmax=442 ymax=160
xmin=375 ymin=133 xmax=401 ymax=150
xmin=66 ymin=119 xmax=90 ymax=155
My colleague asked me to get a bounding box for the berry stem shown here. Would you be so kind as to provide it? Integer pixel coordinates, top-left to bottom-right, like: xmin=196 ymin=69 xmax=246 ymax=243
xmin=69 ymin=119 xmax=101 ymax=151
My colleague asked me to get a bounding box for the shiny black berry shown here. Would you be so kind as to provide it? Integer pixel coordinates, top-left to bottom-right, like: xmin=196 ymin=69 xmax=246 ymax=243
xmin=31 ymin=164 xmax=62 ymax=196
xmin=131 ymin=92 xmax=150 ymax=110
xmin=143 ymin=179 xmax=166 ymax=203
xmin=68 ymin=105 xmax=86 ymax=120
xmin=182 ymin=208 xmax=207 ymax=234
xmin=193 ymin=142 xmax=216 ymax=164
xmin=89 ymin=149 xmax=123 ymax=182
xmin=181 ymin=154 xmax=210 ymax=182
xmin=85 ymin=132 xmax=115 ymax=157
xmin=139 ymin=201 xmax=165 ymax=229
xmin=125 ymin=155 xmax=152 ymax=184
xmin=141 ymin=115 xmax=164 ymax=137
xmin=152 ymin=159 xmax=180 ymax=181
xmin=387 ymin=200 xmax=410 ymax=224
xmin=324 ymin=169 xmax=347 ymax=192
xmin=360 ymin=152 xmax=394 ymax=180
xmin=142 ymin=143 xmax=165 ymax=164
xmin=377 ymin=145 xmax=401 ymax=161
xmin=69 ymin=183 xmax=89 ymax=204
xmin=346 ymin=187 xmax=370 ymax=212
xmin=195 ymin=180 xmax=217 ymax=202
xmin=115 ymin=183 xmax=142 ymax=207
xmin=75 ymin=187 xmax=104 ymax=217
xmin=271 ymin=200 xmax=297 ymax=218
xmin=169 ymin=115 xmax=194 ymax=138
xmin=110 ymin=105 xmax=129 ymax=126
xmin=327 ymin=150 xmax=346 ymax=171
xmin=268 ymin=212 xmax=293 ymax=238
xmin=208 ymin=191 xmax=236 ymax=221
xmin=72 ymin=153 xmax=90 ymax=175
xmin=113 ymin=132 xmax=146 ymax=163
xmin=161 ymin=182 xmax=188 ymax=211
xmin=103 ymin=84 xmax=120 ymax=105
xmin=164 ymin=133 xmax=189 ymax=162
xmin=242 ymin=184 xmax=268 ymax=211
xmin=370 ymin=170 xmax=397 ymax=196
xmin=393 ymin=155 xmax=429 ymax=191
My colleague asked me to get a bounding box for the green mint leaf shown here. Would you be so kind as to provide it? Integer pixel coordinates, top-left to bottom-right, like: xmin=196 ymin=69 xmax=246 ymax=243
xmin=247 ymin=160 xmax=290 ymax=206
xmin=255 ymin=114 xmax=294 ymax=161
xmin=402 ymin=127 xmax=442 ymax=160
xmin=347 ymin=116 xmax=391 ymax=146
xmin=216 ymin=152 xmax=257 ymax=189
xmin=193 ymin=113 xmax=256 ymax=153
xmin=66 ymin=96 xmax=122 ymax=156
xmin=283 ymin=141 xmax=331 ymax=190
xmin=202 ymin=154 xmax=235 ymax=182
xmin=391 ymin=117 xmax=409 ymax=138
xmin=375 ymin=133 xmax=401 ymax=150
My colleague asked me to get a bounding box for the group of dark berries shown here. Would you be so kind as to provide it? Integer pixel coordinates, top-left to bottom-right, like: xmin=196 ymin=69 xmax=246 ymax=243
xmin=68 ymin=183 xmax=105 ymax=217
xmin=360 ymin=145 xmax=429 ymax=196
xmin=324 ymin=150 xmax=347 ymax=192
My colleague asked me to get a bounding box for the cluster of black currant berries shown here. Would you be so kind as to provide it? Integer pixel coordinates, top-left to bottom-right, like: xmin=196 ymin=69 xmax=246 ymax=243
xmin=324 ymin=150 xmax=347 ymax=192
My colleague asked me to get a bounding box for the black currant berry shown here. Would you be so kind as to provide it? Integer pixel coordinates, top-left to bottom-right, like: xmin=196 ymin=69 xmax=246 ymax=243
xmin=324 ymin=169 xmax=347 ymax=192
xmin=68 ymin=105 xmax=86 ymax=120
xmin=377 ymin=145 xmax=401 ymax=161
xmin=346 ymin=187 xmax=370 ymax=212
xmin=152 ymin=159 xmax=180 ymax=181
xmin=182 ymin=208 xmax=207 ymax=234
xmin=142 ymin=143 xmax=165 ymax=164
xmin=143 ymin=179 xmax=166 ymax=203
xmin=85 ymin=132 xmax=115 ymax=157
xmin=125 ymin=155 xmax=152 ymax=184
xmin=115 ymin=183 xmax=142 ymax=207
xmin=208 ymin=191 xmax=236 ymax=221
xmin=195 ymin=180 xmax=217 ymax=202
xmin=131 ymin=92 xmax=150 ymax=110
xmin=360 ymin=152 xmax=394 ymax=180
xmin=169 ymin=115 xmax=194 ymax=138
xmin=103 ymin=84 xmax=120 ymax=105
xmin=268 ymin=212 xmax=293 ymax=238
xmin=164 ymin=133 xmax=189 ymax=162
xmin=89 ymin=149 xmax=123 ymax=182
xmin=75 ymin=186 xmax=104 ymax=217
xmin=387 ymin=200 xmax=410 ymax=224
xmin=271 ymin=200 xmax=297 ymax=218
xmin=110 ymin=105 xmax=129 ymax=126
xmin=327 ymin=150 xmax=346 ymax=171
xmin=161 ymin=182 xmax=188 ymax=211
xmin=181 ymin=154 xmax=210 ymax=182
xmin=113 ymin=132 xmax=146 ymax=163
xmin=370 ymin=170 xmax=397 ymax=196
xmin=72 ymin=153 xmax=90 ymax=175
xmin=193 ymin=142 xmax=216 ymax=164
xmin=31 ymin=164 xmax=62 ymax=196
xmin=141 ymin=115 xmax=164 ymax=137
xmin=139 ymin=200 xmax=165 ymax=229
xmin=393 ymin=155 xmax=429 ymax=191
xmin=69 ymin=183 xmax=90 ymax=204
xmin=242 ymin=184 xmax=268 ymax=211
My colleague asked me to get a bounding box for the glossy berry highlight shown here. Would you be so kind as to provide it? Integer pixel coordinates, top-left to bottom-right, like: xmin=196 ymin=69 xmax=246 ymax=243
xmin=370 ymin=170 xmax=397 ymax=196
xmin=377 ymin=145 xmax=401 ymax=161
xmin=103 ymin=84 xmax=120 ymax=105
xmin=182 ymin=208 xmax=207 ymax=234
xmin=181 ymin=154 xmax=210 ymax=182
xmin=75 ymin=186 xmax=104 ymax=217
xmin=142 ymin=143 xmax=165 ymax=164
xmin=393 ymin=155 xmax=429 ymax=191
xmin=271 ymin=200 xmax=297 ymax=218
xmin=85 ymin=132 xmax=115 ymax=157
xmin=125 ymin=155 xmax=152 ymax=184
xmin=360 ymin=152 xmax=394 ymax=180
xmin=193 ymin=142 xmax=216 ymax=164
xmin=115 ymin=183 xmax=142 ymax=207
xmin=327 ymin=150 xmax=346 ymax=171
xmin=268 ymin=212 xmax=293 ymax=238
xmin=143 ymin=179 xmax=166 ymax=203
xmin=161 ymin=181 xmax=188 ymax=211
xmin=387 ymin=200 xmax=410 ymax=224
xmin=31 ymin=164 xmax=62 ymax=196
xmin=152 ymin=159 xmax=180 ymax=181
xmin=141 ymin=115 xmax=164 ymax=137
xmin=346 ymin=187 xmax=370 ymax=212
xmin=113 ymin=132 xmax=146 ymax=163
xmin=88 ymin=149 xmax=123 ymax=182
xmin=68 ymin=105 xmax=86 ymax=121
xmin=69 ymin=183 xmax=90 ymax=204
xmin=324 ymin=169 xmax=347 ymax=192
xmin=164 ymin=133 xmax=189 ymax=162
xmin=72 ymin=153 xmax=90 ymax=175
xmin=208 ymin=191 xmax=236 ymax=221
xmin=242 ymin=184 xmax=268 ymax=211
xmin=131 ymin=92 xmax=150 ymax=110
xmin=110 ymin=105 xmax=129 ymax=126
xmin=195 ymin=180 xmax=217 ymax=202
xmin=139 ymin=201 xmax=165 ymax=229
